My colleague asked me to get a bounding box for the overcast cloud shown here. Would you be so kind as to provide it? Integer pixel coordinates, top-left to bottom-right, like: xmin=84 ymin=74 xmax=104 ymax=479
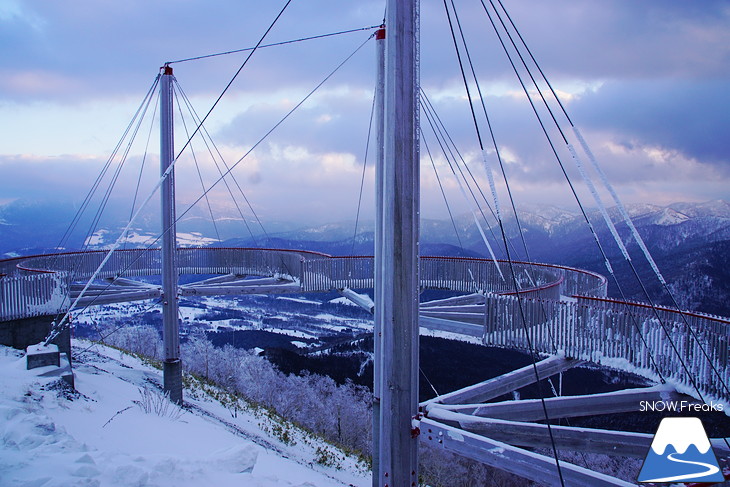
xmin=1 ymin=0 xmax=728 ymax=224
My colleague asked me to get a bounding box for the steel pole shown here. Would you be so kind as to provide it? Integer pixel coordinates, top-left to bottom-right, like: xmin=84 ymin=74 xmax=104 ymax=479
xmin=372 ymin=25 xmax=386 ymax=487
xmin=160 ymin=65 xmax=182 ymax=404
xmin=377 ymin=0 xmax=420 ymax=484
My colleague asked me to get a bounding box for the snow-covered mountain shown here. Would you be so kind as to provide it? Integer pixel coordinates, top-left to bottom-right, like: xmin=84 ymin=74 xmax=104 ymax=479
xmin=2 ymin=198 xmax=728 ymax=314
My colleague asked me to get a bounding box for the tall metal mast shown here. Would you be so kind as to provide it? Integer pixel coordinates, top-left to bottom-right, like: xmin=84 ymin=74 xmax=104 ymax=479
xmin=373 ymin=25 xmax=386 ymax=486
xmin=160 ymin=64 xmax=182 ymax=404
xmin=376 ymin=0 xmax=420 ymax=485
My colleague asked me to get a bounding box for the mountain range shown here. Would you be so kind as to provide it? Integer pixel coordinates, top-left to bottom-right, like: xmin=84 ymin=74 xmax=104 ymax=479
xmin=1 ymin=198 xmax=728 ymax=315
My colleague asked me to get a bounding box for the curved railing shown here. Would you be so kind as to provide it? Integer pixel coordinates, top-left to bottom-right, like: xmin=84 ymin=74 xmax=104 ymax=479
xmin=478 ymin=293 xmax=730 ymax=404
xmin=4 ymin=248 xmax=607 ymax=298
xmin=4 ymin=247 xmax=726 ymax=404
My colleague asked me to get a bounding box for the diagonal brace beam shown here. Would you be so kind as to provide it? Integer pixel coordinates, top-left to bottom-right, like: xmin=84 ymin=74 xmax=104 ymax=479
xmin=433 ymin=384 xmax=682 ymax=420
xmin=422 ymin=355 xmax=584 ymax=407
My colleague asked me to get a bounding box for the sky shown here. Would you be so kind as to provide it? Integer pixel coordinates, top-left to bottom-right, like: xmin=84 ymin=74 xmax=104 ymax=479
xmin=1 ymin=0 xmax=729 ymax=226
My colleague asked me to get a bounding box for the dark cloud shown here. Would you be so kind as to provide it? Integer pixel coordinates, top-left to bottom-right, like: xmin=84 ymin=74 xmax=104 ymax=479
xmin=3 ymin=0 xmax=728 ymax=101
xmin=1 ymin=0 xmax=728 ymax=224
xmin=0 ymin=1 xmax=383 ymax=101
xmin=572 ymin=79 xmax=730 ymax=166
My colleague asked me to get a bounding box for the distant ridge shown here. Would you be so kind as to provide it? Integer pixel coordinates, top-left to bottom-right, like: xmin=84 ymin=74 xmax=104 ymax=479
xmin=2 ymin=199 xmax=728 ymax=315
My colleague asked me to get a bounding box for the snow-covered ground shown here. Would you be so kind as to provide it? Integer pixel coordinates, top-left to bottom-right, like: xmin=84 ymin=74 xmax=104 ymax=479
xmin=84 ymin=229 xmax=219 ymax=248
xmin=0 ymin=342 xmax=369 ymax=487
xmin=73 ymin=294 xmax=373 ymax=348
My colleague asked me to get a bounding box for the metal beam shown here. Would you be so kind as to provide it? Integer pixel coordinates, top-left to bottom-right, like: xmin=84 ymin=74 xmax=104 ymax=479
xmin=419 ymin=292 xmax=485 ymax=308
xmin=420 ymin=418 xmax=636 ymax=487
xmin=104 ymin=277 xmax=155 ymax=288
xmin=419 ymin=315 xmax=484 ymax=337
xmin=419 ymin=304 xmax=485 ymax=313
xmin=419 ymin=310 xmax=485 ymax=325
xmin=180 ymin=282 xmax=300 ymax=296
xmin=185 ymin=277 xmax=288 ymax=288
xmin=436 ymin=384 xmax=682 ymax=420
xmin=426 ymin=409 xmax=730 ymax=459
xmin=338 ymin=288 xmax=374 ymax=314
xmin=72 ymin=289 xmax=162 ymax=307
xmin=376 ymin=1 xmax=420 ymax=484
xmin=186 ymin=273 xmax=246 ymax=286
xmin=71 ymin=284 xmax=132 ymax=291
xmin=423 ymin=355 xmax=584 ymax=407
xmin=427 ymin=408 xmax=652 ymax=457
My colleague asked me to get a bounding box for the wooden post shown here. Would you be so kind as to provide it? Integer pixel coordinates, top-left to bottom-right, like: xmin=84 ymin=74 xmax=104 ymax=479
xmin=377 ymin=0 xmax=420 ymax=485
xmin=160 ymin=64 xmax=182 ymax=404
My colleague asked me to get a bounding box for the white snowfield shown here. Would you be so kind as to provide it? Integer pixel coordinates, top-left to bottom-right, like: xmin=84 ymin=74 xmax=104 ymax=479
xmin=0 ymin=343 xmax=369 ymax=487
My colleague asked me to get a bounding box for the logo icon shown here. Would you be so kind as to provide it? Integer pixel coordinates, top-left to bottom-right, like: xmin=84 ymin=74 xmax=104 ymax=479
xmin=638 ymin=417 xmax=724 ymax=483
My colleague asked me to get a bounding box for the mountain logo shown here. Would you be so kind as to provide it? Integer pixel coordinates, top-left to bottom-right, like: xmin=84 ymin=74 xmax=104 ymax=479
xmin=638 ymin=417 xmax=724 ymax=483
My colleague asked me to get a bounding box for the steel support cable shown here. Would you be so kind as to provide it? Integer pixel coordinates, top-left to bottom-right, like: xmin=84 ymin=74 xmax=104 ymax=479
xmin=482 ymin=0 xmax=635 ymax=280
xmin=420 ymin=89 xmax=523 ymax=259
xmin=482 ymin=0 xmax=566 ymax=144
xmin=45 ymin=76 xmax=183 ymax=342
xmin=481 ymin=0 xmax=636 ymax=287
xmin=171 ymin=0 xmax=294 ymax=165
xmin=442 ymin=4 xmax=565 ymax=483
xmin=419 ymin=92 xmax=503 ymax=253
xmin=43 ymin=34 xmax=377 ymax=343
xmin=420 ymin=128 xmax=465 ymax=252
xmin=420 ymin=365 xmax=440 ymax=398
xmin=127 ymin=87 xmax=161 ymax=247
xmin=51 ymin=77 xmax=161 ymax=328
xmin=71 ymin=82 xmax=158 ymax=270
xmin=173 ymin=81 xmax=262 ymax=246
xmin=167 ymin=25 xmax=381 ymax=64
xmin=482 ymin=2 xmax=723 ymax=401
xmin=54 ymin=77 xmax=243 ymax=328
xmin=165 ymin=34 xmax=374 ymax=278
xmin=446 ymin=0 xmax=559 ymax=354
xmin=420 ymin=92 xmax=505 ymax=280
xmin=448 ymin=0 xmax=542 ymax=280
xmin=476 ymin=0 xmax=668 ymax=383
xmin=81 ymin=79 xmax=161 ymax=255
xmin=476 ymin=4 xmax=683 ymax=394
xmin=491 ymin=0 xmax=730 ymax=403
xmin=50 ymin=75 xmax=160 ymax=268
xmin=350 ymin=88 xmax=377 ymax=256
xmin=173 ymin=88 xmax=222 ymax=242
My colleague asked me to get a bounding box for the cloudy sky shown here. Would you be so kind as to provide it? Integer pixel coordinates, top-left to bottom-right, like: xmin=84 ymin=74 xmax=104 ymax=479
xmin=1 ymin=0 xmax=728 ymax=227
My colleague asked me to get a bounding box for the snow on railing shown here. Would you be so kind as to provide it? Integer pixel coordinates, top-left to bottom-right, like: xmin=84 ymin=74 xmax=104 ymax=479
xmin=483 ymin=293 xmax=729 ymax=404
xmin=0 ymin=272 xmax=69 ymax=321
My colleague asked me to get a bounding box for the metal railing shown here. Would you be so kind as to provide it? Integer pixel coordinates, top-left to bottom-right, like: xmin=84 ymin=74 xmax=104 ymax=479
xmin=1 ymin=249 xmax=607 ymax=320
xmin=482 ymin=293 xmax=729 ymax=403
xmin=0 ymin=272 xmax=69 ymax=321
xmin=0 ymin=248 xmax=726 ymax=403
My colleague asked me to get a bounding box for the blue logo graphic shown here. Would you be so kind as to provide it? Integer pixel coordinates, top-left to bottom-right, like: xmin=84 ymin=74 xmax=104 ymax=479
xmin=638 ymin=417 xmax=724 ymax=483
